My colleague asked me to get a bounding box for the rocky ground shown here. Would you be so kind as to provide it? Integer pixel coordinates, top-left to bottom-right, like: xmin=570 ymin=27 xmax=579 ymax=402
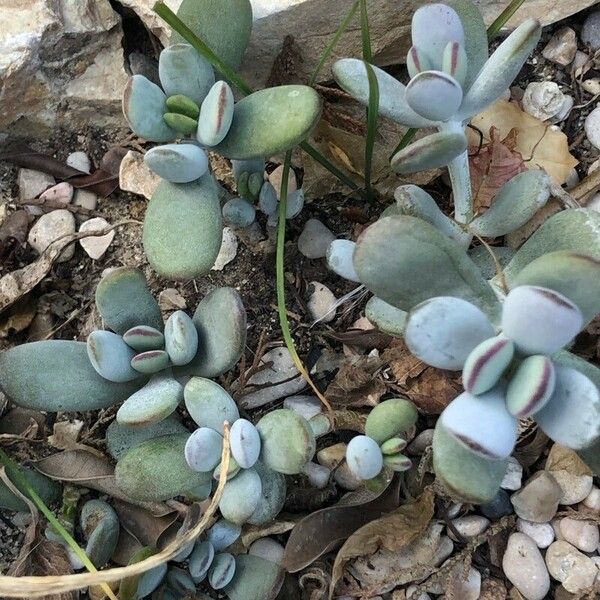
xmin=2 ymin=1 xmax=600 ymax=599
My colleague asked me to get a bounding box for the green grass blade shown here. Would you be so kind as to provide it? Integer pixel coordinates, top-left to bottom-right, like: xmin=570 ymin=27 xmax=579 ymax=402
xmin=359 ymin=0 xmax=373 ymax=62
xmin=389 ymin=127 xmax=417 ymax=160
xmin=309 ymin=0 xmax=360 ymax=86
xmin=487 ymin=0 xmax=527 ymax=41
xmin=363 ymin=62 xmax=379 ymax=201
xmin=0 ymin=448 xmax=118 ymax=600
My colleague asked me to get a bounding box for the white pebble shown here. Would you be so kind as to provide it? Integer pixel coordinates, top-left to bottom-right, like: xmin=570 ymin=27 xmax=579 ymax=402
xmin=211 ymin=227 xmax=238 ymax=271
xmin=28 ymin=209 xmax=75 ymax=262
xmin=583 ymin=486 xmax=600 ymax=511
xmin=283 ymin=395 xmax=322 ymax=420
xmin=517 ymin=519 xmax=555 ymax=549
xmin=558 ymin=517 xmax=600 ymax=552
xmin=501 ymin=456 xmax=523 ymax=491
xmin=585 ymin=106 xmax=600 ymax=150
xmin=503 ymin=533 xmax=550 ymax=600
xmin=550 ymin=470 xmax=594 ymax=505
xmin=522 ymin=81 xmax=565 ymax=121
xmin=66 ymin=151 xmax=91 ymax=174
xmin=78 ymin=217 xmax=114 ymax=259
xmin=39 ymin=182 xmax=74 ymax=206
xmin=307 ymin=281 xmax=337 ymax=323
xmin=298 ymin=219 xmax=336 ymax=259
xmin=449 ymin=515 xmax=489 ymax=540
xmin=545 ymin=540 xmax=597 ymax=594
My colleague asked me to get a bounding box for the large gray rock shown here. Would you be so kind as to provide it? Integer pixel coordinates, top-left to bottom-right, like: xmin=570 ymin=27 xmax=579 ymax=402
xmin=1 ymin=0 xmax=128 ymax=136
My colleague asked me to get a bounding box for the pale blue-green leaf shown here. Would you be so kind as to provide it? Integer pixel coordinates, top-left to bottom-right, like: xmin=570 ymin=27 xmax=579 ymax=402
xmin=144 ymin=143 xmax=208 ymax=183
xmin=390 ymin=131 xmax=467 ymax=174
xmin=405 ymin=70 xmax=463 ymax=121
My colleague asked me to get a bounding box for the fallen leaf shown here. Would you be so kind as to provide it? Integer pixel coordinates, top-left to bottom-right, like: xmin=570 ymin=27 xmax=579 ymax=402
xmin=48 ymin=420 xmax=102 ymax=456
xmin=242 ymin=518 xmax=298 ymax=547
xmin=545 ymin=443 xmax=593 ymax=477
xmin=282 ymin=475 xmax=399 ymax=573
xmin=325 ymin=328 xmax=393 ymax=351
xmin=34 ymin=449 xmax=172 ymax=515
xmin=113 ymin=499 xmax=178 ymax=548
xmin=0 ymin=296 xmax=37 ymax=338
xmin=468 ymin=99 xmax=578 ymax=185
xmin=469 ymin=126 xmax=528 ymax=212
xmin=514 ymin=427 xmax=549 ymax=469
xmin=112 ymin=528 xmax=144 ymax=566
xmin=0 ymin=210 xmax=29 ymax=260
xmin=325 ymin=362 xmax=387 ymax=408
xmin=329 ymin=487 xmax=435 ymax=598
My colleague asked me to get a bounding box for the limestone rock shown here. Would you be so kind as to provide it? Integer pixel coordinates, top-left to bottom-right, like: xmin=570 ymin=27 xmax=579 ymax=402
xmin=119 ymin=150 xmax=161 ymax=200
xmin=79 ymin=217 xmax=114 ymax=259
xmin=542 ymin=27 xmax=577 ymax=66
xmin=1 ymin=0 xmax=128 ymax=136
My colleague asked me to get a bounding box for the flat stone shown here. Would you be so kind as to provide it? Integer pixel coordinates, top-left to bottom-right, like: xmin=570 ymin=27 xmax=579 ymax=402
xmin=558 ymin=517 xmax=599 ymax=552
xmin=283 ymin=395 xmax=322 ymax=420
xmin=549 ymin=469 xmax=594 ymax=505
xmin=39 ymin=182 xmax=74 ymax=207
xmin=511 ymin=472 xmax=561 ymax=523
xmin=517 ymin=519 xmax=555 ymax=549
xmin=503 ymin=532 xmax=550 ymax=600
xmin=28 ymin=209 xmax=76 ymax=262
xmin=298 ymin=218 xmax=336 ymax=259
xmin=582 ymin=11 xmax=600 ymax=50
xmin=79 ymin=217 xmax=114 ymax=259
xmin=501 ymin=456 xmax=523 ymax=491
xmin=67 ymin=151 xmax=91 ymax=174
xmin=545 ymin=540 xmax=598 ymax=594
xmin=307 ymin=281 xmax=336 ymax=323
xmin=239 ymin=347 xmax=306 ymax=409
xmin=18 ymin=169 xmax=55 ymax=204
xmin=449 ymin=515 xmax=490 ymax=540
xmin=542 ymin=27 xmax=577 ymax=65
xmin=73 ymin=189 xmax=98 ymax=213
xmin=585 ymin=106 xmax=600 ymax=150
xmin=211 ymin=227 xmax=238 ymax=271
xmin=119 ymin=150 xmax=161 ymax=200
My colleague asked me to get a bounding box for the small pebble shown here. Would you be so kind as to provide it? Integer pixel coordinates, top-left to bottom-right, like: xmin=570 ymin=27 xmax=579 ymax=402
xmin=481 ymin=489 xmax=513 ymax=520
xmin=447 ymin=503 xmax=462 ymax=519
xmin=558 ymin=517 xmax=599 ymax=553
xmin=545 ymin=540 xmax=597 ymax=594
xmin=582 ymin=11 xmax=600 ymax=51
xmin=406 ymin=585 xmax=431 ymax=600
xmin=573 ymin=51 xmax=591 ymax=75
xmin=582 ymin=78 xmax=600 ymax=96
xmin=317 ymin=443 xmax=362 ymax=490
xmin=268 ymin=164 xmax=297 ymax=198
xmin=67 ymin=151 xmax=91 ymax=174
xmin=73 ymin=189 xmax=98 ymax=214
xmin=28 ymin=209 xmax=76 ymax=262
xmin=517 ymin=519 xmax=555 ymax=549
xmin=502 ymin=532 xmax=550 ymax=600
xmin=564 ymin=168 xmax=579 ymax=190
xmin=511 ymin=472 xmax=561 ymax=523
xmin=449 ymin=515 xmax=489 ymax=540
xmin=18 ymin=168 xmax=55 ymax=215
xmin=583 ymin=486 xmax=600 ymax=511
xmin=283 ymin=395 xmax=322 ymax=420
xmin=298 ymin=219 xmax=336 ymax=259
xmin=542 ymin=27 xmax=577 ymax=66
xmin=307 ymin=281 xmax=337 ymax=323
xmin=584 ymin=106 xmax=600 ymax=150
xmin=407 ymin=429 xmax=434 ymax=455
xmin=549 ymin=469 xmax=594 ymax=505
xmin=501 ymin=456 xmax=523 ymax=491
xmin=448 ymin=566 xmax=481 ymax=600
xmin=39 ymin=182 xmax=74 ymax=206
xmin=551 ymin=95 xmax=574 ymax=123
xmin=522 ymin=81 xmax=565 ymax=121
xmin=211 ymin=227 xmax=238 ymax=271
xmin=79 ymin=217 xmax=114 ymax=259
xmin=119 ymin=150 xmax=161 ymax=200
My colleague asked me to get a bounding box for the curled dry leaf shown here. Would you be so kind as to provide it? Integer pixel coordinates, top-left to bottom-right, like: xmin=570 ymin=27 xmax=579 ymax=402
xmin=469 ymin=126 xmax=528 ymax=212
xmin=468 ymin=100 xmax=578 ymax=185
xmin=282 ymin=475 xmax=399 ymax=573
xmin=48 ymin=420 xmax=104 ymax=457
xmin=34 ymin=449 xmax=171 ymax=516
xmin=242 ymin=518 xmax=298 ymax=547
xmin=113 ymin=499 xmax=178 ymax=549
xmin=325 ymin=361 xmax=387 ymax=408
xmin=0 ymin=296 xmax=37 ymax=339
xmin=545 ymin=443 xmax=593 ymax=477
xmin=329 ymin=486 xmax=435 ymax=599
xmin=0 ymin=210 xmax=29 ymax=260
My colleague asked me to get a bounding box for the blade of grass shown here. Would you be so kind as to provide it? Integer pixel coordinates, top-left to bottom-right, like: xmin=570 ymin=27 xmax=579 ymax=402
xmin=487 ymin=0 xmax=527 ymax=41
xmin=276 ymin=152 xmax=333 ymax=413
xmin=153 ymin=1 xmax=365 ymax=198
xmin=0 ymin=449 xmax=118 ymax=600
xmin=359 ymin=0 xmax=372 ymax=62
xmin=389 ymin=127 xmax=417 ymax=160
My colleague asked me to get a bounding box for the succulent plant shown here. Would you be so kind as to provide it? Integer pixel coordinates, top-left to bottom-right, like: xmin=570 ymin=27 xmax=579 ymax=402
xmin=345 ymin=398 xmax=418 ymax=482
xmin=122 ymin=0 xmax=321 ymax=280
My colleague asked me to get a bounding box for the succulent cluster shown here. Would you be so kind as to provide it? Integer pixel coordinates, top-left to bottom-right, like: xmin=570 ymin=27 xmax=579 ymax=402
xmin=124 ymin=28 xmax=320 ymax=281
xmin=345 ymin=399 xmax=417 ymax=481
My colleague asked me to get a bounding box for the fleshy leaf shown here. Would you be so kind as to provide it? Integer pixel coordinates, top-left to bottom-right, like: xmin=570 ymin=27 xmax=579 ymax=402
xmin=197 ymin=81 xmax=235 ymax=146
xmin=391 ymin=130 xmax=467 ymax=174
xmin=144 ymin=144 xmax=208 ymax=183
xmin=332 ymin=59 xmax=434 ymax=128
xmin=223 ymin=554 xmax=285 ymax=600
xmin=213 ymin=86 xmax=321 ymax=159
xmin=406 ymin=46 xmax=433 ymax=79
xmin=511 ymin=251 xmax=600 ymax=327
xmin=171 ymin=0 xmax=253 ymax=70
xmin=353 ymin=215 xmax=500 ymax=317
xmin=459 ymin=19 xmax=542 ymax=119
xmin=159 ymin=44 xmax=215 ymax=106
xmin=394 ymin=184 xmax=471 ymax=247
xmin=442 ymin=41 xmax=468 ymax=87
xmin=143 ymin=174 xmax=222 ymax=279
xmin=405 ymin=70 xmax=463 ymax=122
xmin=365 ymin=296 xmax=407 ymax=336
xmin=123 ymin=75 xmax=176 ymax=143
xmin=411 ymin=3 xmax=464 ymax=70
xmin=469 ymin=169 xmax=551 ymax=237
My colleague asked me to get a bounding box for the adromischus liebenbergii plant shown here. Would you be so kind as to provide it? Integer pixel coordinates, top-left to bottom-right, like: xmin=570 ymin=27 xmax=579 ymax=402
xmin=345 ymin=398 xmax=418 ymax=481
xmin=332 ymin=0 xmax=541 ymax=225
xmin=123 ymin=0 xmax=321 ymax=281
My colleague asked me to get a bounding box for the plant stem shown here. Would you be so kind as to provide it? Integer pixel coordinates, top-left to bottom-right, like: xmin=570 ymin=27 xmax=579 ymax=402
xmin=0 ymin=449 xmax=118 ymax=600
xmin=153 ymin=1 xmax=364 ymax=197
xmin=447 ymin=149 xmax=473 ymax=224
xmin=487 ymin=0 xmax=527 ymax=41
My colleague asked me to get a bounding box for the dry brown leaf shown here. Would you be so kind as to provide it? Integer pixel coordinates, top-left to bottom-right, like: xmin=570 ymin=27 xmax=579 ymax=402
xmin=242 ymin=518 xmax=298 ymax=547
xmin=48 ymin=420 xmax=104 ymax=457
xmin=329 ymin=487 xmax=435 ymax=599
xmin=113 ymin=500 xmax=178 ymax=550
xmin=0 ymin=296 xmax=37 ymax=338
xmin=545 ymin=443 xmax=593 ymax=477
xmin=34 ymin=449 xmax=171 ymax=515
xmin=468 ymin=100 xmax=578 ymax=185
xmin=325 ymin=362 xmax=387 ymax=408
xmin=282 ymin=476 xmax=399 ymax=573
xmin=0 ymin=209 xmax=29 ymax=259
xmin=480 ymin=578 xmax=509 ymax=600
xmin=469 ymin=126 xmax=528 ymax=212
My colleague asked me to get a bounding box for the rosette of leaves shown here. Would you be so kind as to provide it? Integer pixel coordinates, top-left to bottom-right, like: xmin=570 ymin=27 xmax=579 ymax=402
xmin=331 ymin=0 xmax=541 ymax=225
xmin=122 ymin=0 xmax=321 ymax=280
xmin=345 ymin=398 xmax=418 ymax=481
